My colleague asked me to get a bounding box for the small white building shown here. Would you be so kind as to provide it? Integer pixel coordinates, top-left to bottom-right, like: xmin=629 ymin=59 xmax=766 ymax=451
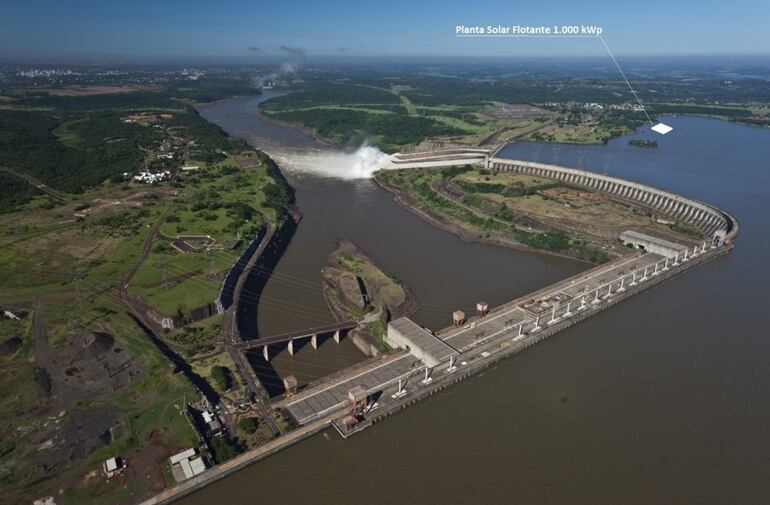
xmin=102 ymin=456 xmax=124 ymax=478
xmin=133 ymin=170 xmax=170 ymax=184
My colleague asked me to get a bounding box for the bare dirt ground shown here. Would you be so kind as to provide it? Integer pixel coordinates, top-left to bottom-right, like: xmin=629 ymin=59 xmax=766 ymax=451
xmin=126 ymin=436 xmax=177 ymax=502
xmin=1 ymin=301 xmax=148 ymax=503
xmin=486 ymin=103 xmax=547 ymax=119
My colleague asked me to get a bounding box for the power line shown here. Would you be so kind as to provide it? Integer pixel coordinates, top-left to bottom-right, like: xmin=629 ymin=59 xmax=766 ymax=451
xmin=599 ymin=35 xmax=654 ymax=125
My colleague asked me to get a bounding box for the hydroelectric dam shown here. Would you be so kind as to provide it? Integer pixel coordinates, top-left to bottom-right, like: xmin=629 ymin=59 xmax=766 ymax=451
xmin=277 ymin=147 xmax=737 ymax=431
xmin=143 ymin=146 xmax=738 ymax=505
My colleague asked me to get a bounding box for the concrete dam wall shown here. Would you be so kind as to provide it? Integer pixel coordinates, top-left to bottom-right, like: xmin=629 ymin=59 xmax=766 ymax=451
xmin=487 ymin=157 xmax=739 ymax=240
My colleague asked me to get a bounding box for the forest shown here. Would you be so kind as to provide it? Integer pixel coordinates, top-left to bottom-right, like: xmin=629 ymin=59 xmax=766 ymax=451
xmin=0 ymin=79 xmax=255 ymax=213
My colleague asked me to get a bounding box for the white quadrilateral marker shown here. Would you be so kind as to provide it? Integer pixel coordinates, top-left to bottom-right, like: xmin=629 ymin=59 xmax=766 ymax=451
xmin=651 ymin=122 xmax=673 ymax=135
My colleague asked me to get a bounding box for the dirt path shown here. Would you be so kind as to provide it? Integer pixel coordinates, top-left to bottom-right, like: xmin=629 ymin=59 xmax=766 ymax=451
xmin=31 ymin=297 xmax=73 ymax=407
xmin=120 ymin=207 xmax=171 ymax=296
xmin=31 ymin=297 xmax=54 ymax=397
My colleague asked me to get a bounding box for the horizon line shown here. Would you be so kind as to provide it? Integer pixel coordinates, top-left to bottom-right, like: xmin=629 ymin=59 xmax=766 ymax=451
xmin=2 ymin=52 xmax=770 ymax=66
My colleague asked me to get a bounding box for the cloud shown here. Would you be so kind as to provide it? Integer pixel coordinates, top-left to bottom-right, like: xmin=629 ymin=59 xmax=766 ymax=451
xmin=247 ymin=46 xmax=260 ymax=53
xmin=250 ymin=45 xmax=305 ymax=88
xmin=279 ymin=45 xmax=305 ymax=59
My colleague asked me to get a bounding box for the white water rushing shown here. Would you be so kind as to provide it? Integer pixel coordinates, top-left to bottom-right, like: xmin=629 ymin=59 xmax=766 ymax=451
xmin=270 ymin=144 xmax=393 ymax=180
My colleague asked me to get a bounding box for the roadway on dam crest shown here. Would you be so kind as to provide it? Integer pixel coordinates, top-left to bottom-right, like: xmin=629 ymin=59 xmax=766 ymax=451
xmin=171 ymin=112 xmax=765 ymax=505
xmin=279 ymin=245 xmax=709 ymax=428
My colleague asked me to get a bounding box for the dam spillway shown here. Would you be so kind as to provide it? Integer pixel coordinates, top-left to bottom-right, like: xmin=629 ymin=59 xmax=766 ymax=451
xmin=386 ymin=147 xmax=738 ymax=241
xmin=270 ymin=150 xmax=738 ymax=430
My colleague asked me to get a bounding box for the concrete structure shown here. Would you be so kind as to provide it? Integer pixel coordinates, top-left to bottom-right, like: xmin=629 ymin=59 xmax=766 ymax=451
xmin=283 ymin=375 xmax=298 ymax=396
xmin=487 ymin=157 xmax=738 ymax=240
xmin=386 ymin=317 xmax=459 ymax=368
xmin=169 ymin=448 xmax=196 ymax=465
xmin=452 ymin=310 xmax=466 ymax=326
xmin=383 ymin=147 xmax=739 ymax=242
xmin=201 ymin=410 xmax=223 ymax=437
xmin=280 ymin=353 xmax=421 ymax=424
xmin=277 ymin=239 xmax=733 ymax=427
xmin=268 ymin=157 xmax=740 ymax=428
xmin=143 ymin=154 xmax=739 ymax=505
xmin=386 ymin=148 xmax=491 ymax=169
xmin=169 ymin=448 xmax=206 ymax=483
xmin=235 ymin=321 xmax=357 ymax=361
xmin=347 ymin=386 xmax=368 ymax=416
xmin=189 ymin=457 xmax=206 ymax=476
xmin=103 ymin=457 xmax=124 ymax=478
xmin=619 ymin=230 xmax=688 ymax=258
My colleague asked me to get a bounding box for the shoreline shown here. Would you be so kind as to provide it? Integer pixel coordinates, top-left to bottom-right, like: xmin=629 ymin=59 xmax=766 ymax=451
xmin=320 ymin=239 xmax=419 ymax=357
xmin=142 ymin=230 xmax=732 ymax=505
xmin=141 ymin=100 xmax=741 ymax=505
xmin=254 ymin=105 xmax=338 ymax=148
xmin=326 ymin=239 xmax=420 ymax=320
xmin=372 ymin=173 xmax=596 ymax=266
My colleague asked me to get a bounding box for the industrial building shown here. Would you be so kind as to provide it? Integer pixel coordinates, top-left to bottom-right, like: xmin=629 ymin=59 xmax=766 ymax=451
xmin=619 ymin=230 xmax=689 ymax=258
xmin=169 ymin=448 xmax=207 ymax=483
xmin=386 ymin=317 xmax=458 ymax=368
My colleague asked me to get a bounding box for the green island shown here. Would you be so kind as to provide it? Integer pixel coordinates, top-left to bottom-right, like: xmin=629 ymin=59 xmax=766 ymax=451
xmin=375 ymin=165 xmax=705 ymax=263
xmin=322 ymin=240 xmax=418 ymax=353
xmin=629 ymin=139 xmax=659 ymax=148
xmin=0 ymin=76 xmax=295 ymax=504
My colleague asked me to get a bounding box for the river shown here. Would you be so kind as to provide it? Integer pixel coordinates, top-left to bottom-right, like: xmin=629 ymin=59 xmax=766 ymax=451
xmin=192 ymin=98 xmax=770 ymax=504
xmin=199 ymin=94 xmax=584 ymax=392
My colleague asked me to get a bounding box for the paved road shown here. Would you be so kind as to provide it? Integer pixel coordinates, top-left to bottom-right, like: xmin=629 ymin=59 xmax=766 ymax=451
xmin=0 ymin=166 xmax=69 ymax=202
xmin=281 ymin=352 xmax=421 ymax=425
xmin=279 ymin=251 xmax=683 ymax=426
xmin=218 ymin=223 xmax=284 ymax=436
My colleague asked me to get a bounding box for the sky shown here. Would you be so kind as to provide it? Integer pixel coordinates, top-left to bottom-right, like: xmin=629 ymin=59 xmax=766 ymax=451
xmin=1 ymin=0 xmax=769 ymax=61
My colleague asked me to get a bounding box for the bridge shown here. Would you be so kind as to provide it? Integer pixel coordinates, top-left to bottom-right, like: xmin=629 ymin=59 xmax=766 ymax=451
xmin=235 ymin=321 xmax=358 ymax=361
xmin=270 ymin=148 xmax=739 ymax=429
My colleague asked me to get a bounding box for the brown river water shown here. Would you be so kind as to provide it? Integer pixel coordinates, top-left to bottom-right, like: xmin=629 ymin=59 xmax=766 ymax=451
xmin=190 ymin=95 xmax=770 ymax=504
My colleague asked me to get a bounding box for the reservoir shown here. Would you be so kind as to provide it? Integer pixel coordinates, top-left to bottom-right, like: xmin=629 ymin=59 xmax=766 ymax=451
xmin=194 ymin=97 xmax=770 ymax=504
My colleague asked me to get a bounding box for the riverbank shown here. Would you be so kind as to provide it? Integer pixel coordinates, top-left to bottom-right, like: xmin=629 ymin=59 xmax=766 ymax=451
xmin=140 ymin=235 xmax=733 ymax=505
xmin=255 ymin=106 xmax=337 ymax=148
xmin=172 ymin=111 xmax=767 ymax=505
xmin=373 ymin=170 xmax=604 ymax=264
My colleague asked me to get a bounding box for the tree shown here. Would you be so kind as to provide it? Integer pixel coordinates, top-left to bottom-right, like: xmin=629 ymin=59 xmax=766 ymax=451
xmin=209 ymin=436 xmax=242 ymax=463
xmin=210 ymin=365 xmax=232 ymax=391
xmin=238 ymin=417 xmax=260 ymax=434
